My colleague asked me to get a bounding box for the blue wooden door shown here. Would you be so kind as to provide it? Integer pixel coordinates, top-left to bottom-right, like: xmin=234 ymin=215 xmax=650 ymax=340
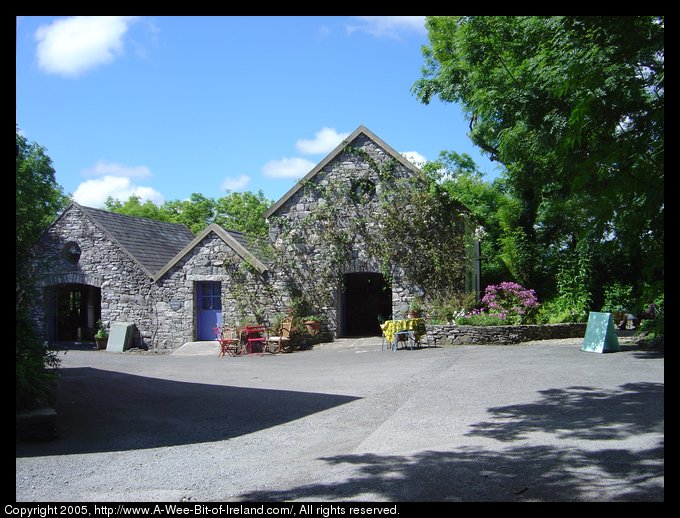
xmin=197 ymin=282 xmax=222 ymax=340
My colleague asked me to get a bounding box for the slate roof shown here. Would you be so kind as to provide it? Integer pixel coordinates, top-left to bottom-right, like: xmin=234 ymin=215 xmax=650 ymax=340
xmin=222 ymin=228 xmax=249 ymax=250
xmin=71 ymin=203 xmax=265 ymax=280
xmin=76 ymin=203 xmax=196 ymax=278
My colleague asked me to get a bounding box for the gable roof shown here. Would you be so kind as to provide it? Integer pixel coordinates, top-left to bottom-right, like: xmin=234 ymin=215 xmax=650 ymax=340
xmin=264 ymin=124 xmax=422 ymax=219
xmin=153 ymin=223 xmax=268 ymax=281
xmin=74 ymin=203 xmax=196 ymax=278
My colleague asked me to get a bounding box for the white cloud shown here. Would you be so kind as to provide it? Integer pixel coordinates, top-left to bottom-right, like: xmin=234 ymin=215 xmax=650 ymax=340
xmin=35 ymin=16 xmax=139 ymax=77
xmin=221 ymin=174 xmax=251 ymax=191
xmin=347 ymin=16 xmax=426 ymax=38
xmin=73 ymin=175 xmax=163 ymax=208
xmin=83 ymin=160 xmax=152 ymax=178
xmin=295 ymin=127 xmax=350 ymax=155
xmin=262 ymin=157 xmax=316 ymax=179
xmin=401 ymin=151 xmax=428 ymax=168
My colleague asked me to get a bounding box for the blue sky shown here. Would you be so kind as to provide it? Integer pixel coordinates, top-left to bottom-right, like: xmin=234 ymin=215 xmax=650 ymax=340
xmin=16 ymin=16 xmax=500 ymax=207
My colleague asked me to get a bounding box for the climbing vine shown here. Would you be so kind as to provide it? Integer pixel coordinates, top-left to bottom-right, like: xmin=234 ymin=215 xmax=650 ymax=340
xmin=268 ymin=142 xmax=472 ymax=315
xmin=223 ymin=140 xmax=473 ymax=330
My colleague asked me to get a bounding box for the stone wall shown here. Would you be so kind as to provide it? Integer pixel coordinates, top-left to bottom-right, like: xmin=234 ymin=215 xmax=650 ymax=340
xmin=427 ymin=323 xmax=587 ymax=346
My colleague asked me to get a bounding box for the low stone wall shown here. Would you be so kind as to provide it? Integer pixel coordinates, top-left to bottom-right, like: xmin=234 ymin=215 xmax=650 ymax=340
xmin=427 ymin=323 xmax=587 ymax=346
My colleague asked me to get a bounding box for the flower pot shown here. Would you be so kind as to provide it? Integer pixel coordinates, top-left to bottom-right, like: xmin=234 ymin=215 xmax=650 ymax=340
xmin=95 ymin=337 xmax=108 ymax=350
xmin=304 ymin=321 xmax=321 ymax=335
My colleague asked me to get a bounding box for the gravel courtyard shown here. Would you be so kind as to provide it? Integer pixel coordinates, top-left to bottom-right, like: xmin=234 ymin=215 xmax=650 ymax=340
xmin=16 ymin=338 xmax=664 ymax=502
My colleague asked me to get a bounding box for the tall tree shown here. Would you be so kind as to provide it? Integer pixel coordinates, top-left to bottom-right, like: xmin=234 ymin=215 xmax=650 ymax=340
xmin=16 ymin=127 xmax=68 ymax=412
xmin=214 ymin=190 xmax=272 ymax=238
xmin=423 ymin=151 xmax=514 ymax=287
xmin=413 ymin=16 xmax=664 ymax=295
xmin=16 ymin=128 xmax=68 ymax=269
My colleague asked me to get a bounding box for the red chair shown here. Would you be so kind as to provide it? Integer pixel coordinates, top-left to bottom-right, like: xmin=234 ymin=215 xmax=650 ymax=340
xmin=243 ymin=325 xmax=267 ymax=356
xmin=215 ymin=326 xmax=242 ymax=357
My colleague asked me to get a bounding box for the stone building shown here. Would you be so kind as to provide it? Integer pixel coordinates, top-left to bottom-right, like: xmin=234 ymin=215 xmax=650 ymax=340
xmin=28 ymin=125 xmax=479 ymax=350
xmin=28 ymin=204 xmax=278 ymax=351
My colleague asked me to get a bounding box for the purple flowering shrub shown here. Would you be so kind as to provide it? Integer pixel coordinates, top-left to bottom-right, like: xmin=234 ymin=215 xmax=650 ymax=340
xmin=481 ymin=282 xmax=539 ymax=325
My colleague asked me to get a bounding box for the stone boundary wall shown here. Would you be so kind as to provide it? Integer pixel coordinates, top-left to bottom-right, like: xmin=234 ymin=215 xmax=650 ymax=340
xmin=427 ymin=323 xmax=587 ymax=346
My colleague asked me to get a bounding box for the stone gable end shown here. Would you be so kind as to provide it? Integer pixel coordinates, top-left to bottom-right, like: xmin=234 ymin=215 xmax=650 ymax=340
xmin=154 ymin=231 xmax=285 ymax=350
xmin=266 ymin=131 xmax=428 ymax=336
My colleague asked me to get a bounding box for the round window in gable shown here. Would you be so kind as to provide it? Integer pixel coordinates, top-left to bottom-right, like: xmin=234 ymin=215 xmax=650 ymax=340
xmin=350 ymin=178 xmax=376 ymax=203
xmin=62 ymin=241 xmax=82 ymax=265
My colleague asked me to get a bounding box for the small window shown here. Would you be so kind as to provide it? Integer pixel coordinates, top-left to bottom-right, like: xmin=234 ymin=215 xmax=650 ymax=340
xmin=62 ymin=242 xmax=81 ymax=265
xmin=200 ymin=282 xmax=222 ymax=311
xmin=350 ymin=178 xmax=376 ymax=203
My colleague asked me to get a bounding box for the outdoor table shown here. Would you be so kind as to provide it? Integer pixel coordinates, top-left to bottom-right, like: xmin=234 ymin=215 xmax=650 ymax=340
xmin=243 ymin=325 xmax=267 ymax=355
xmin=381 ymin=318 xmax=425 ymax=351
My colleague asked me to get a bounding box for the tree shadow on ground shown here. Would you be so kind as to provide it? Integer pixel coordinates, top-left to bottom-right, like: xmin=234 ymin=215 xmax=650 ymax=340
xmin=240 ymin=382 xmax=663 ymax=502
xmin=467 ymin=382 xmax=664 ymax=442
xmin=240 ymin=443 xmax=663 ymax=502
xmin=16 ymin=367 xmax=358 ymax=457
xmin=619 ymin=343 xmax=665 ymax=360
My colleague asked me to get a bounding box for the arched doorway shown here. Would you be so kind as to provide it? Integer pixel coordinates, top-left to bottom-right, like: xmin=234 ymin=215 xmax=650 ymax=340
xmin=339 ymin=272 xmax=392 ymax=337
xmin=45 ymin=284 xmax=101 ymax=342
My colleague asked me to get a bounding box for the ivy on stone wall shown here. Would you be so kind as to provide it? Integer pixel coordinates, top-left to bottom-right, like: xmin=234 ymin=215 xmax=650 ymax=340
xmin=267 ymin=142 xmax=472 ymax=315
xmin=224 ymin=139 xmax=473 ymax=330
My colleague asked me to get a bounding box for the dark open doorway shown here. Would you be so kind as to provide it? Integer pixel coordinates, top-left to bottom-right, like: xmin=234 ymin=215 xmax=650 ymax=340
xmin=339 ymin=272 xmax=392 ymax=337
xmin=46 ymin=284 xmax=101 ymax=342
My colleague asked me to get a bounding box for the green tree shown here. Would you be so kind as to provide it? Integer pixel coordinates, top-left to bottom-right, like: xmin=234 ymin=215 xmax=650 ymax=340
xmin=16 ymin=129 xmax=68 ymax=269
xmin=104 ymin=195 xmax=170 ymax=222
xmin=214 ymin=190 xmax=272 ymax=238
xmin=158 ymin=193 xmax=215 ymax=234
xmin=16 ymin=128 xmax=67 ymax=412
xmin=424 ymin=151 xmax=513 ymax=286
xmin=414 ymin=16 xmax=664 ymax=297
xmin=107 ymin=191 xmax=272 ymax=238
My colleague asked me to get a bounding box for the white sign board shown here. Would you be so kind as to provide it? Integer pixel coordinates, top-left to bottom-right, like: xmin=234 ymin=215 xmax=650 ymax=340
xmin=106 ymin=322 xmax=134 ymax=352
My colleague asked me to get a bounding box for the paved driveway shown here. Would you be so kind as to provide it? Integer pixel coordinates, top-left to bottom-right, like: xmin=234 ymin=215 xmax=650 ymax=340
xmin=16 ymin=338 xmax=664 ymax=502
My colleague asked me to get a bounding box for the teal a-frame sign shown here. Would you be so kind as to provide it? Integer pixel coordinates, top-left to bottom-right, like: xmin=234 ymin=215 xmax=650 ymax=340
xmin=581 ymin=312 xmax=620 ymax=353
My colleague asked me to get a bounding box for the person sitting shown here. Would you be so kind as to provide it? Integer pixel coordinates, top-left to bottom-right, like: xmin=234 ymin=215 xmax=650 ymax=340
xmin=618 ymin=303 xmax=657 ymax=330
xmin=617 ymin=313 xmax=638 ymax=330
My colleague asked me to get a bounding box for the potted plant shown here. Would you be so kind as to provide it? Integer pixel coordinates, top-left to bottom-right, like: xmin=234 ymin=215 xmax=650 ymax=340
xmin=408 ymin=298 xmax=423 ymax=319
xmin=94 ymin=320 xmax=108 ymax=350
xmin=302 ymin=316 xmax=322 ymax=335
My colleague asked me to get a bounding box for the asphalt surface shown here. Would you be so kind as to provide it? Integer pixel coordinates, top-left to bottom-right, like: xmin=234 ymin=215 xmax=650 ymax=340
xmin=16 ymin=338 xmax=664 ymax=502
